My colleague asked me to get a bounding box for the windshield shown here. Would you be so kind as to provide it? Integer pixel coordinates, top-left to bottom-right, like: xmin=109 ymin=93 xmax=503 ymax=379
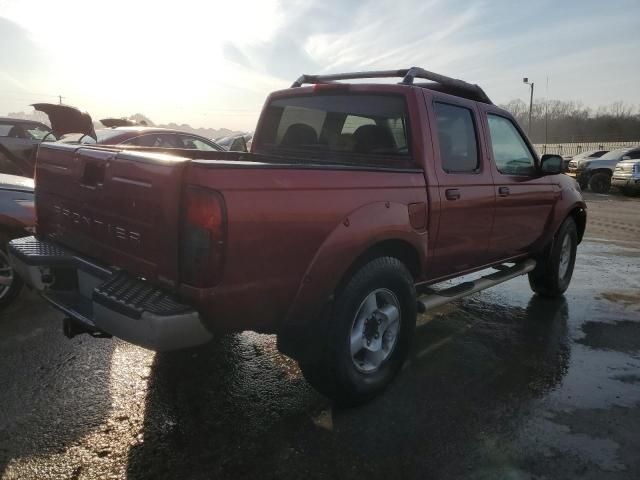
xmin=24 ymin=124 xmax=53 ymax=140
xmin=599 ymin=148 xmax=630 ymax=160
xmin=256 ymin=93 xmax=413 ymax=167
xmin=95 ymin=129 xmax=128 ymax=143
xmin=60 ymin=129 xmax=126 ymax=144
xmin=0 ymin=122 xmax=53 ymax=140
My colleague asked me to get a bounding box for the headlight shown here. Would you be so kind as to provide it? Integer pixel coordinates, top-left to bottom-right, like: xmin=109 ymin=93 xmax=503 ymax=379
xmin=579 ymin=161 xmax=591 ymax=170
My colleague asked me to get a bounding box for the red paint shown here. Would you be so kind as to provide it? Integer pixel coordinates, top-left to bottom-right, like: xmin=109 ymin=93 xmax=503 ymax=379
xmin=34 ymin=82 xmax=586 ymax=335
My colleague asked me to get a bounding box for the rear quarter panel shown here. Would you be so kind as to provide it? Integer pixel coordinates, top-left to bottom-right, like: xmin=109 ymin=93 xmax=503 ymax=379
xmin=180 ymin=164 xmax=428 ymax=333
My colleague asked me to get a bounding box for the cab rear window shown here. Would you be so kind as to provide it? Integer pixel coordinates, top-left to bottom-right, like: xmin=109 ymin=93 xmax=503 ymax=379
xmin=256 ymin=94 xmax=412 ymax=167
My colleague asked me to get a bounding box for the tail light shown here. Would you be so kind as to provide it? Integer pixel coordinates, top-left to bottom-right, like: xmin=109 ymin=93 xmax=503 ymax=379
xmin=180 ymin=186 xmax=227 ymax=287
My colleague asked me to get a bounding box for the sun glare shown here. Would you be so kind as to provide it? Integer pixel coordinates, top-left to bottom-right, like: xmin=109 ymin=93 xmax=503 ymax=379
xmin=1 ymin=0 xmax=284 ymax=130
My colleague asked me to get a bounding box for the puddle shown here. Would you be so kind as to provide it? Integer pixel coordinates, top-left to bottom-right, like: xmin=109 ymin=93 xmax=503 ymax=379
xmin=577 ymin=320 xmax=640 ymax=354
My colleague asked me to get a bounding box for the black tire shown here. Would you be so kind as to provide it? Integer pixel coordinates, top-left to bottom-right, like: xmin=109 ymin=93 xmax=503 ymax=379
xmin=528 ymin=217 xmax=577 ymax=297
xmin=588 ymin=172 xmax=611 ymax=194
xmin=299 ymin=257 xmax=416 ymax=406
xmin=0 ymin=241 xmax=23 ymax=311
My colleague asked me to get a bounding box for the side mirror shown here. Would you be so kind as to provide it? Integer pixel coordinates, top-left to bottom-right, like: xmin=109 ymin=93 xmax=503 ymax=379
xmin=540 ymin=154 xmax=563 ymax=174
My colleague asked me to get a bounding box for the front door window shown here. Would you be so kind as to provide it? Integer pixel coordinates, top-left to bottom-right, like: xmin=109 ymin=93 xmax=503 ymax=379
xmin=487 ymin=115 xmax=535 ymax=176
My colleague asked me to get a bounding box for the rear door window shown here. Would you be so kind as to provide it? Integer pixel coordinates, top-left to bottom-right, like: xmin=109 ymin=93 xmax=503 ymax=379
xmin=433 ymin=102 xmax=479 ymax=173
xmin=257 ymin=94 xmax=412 ymax=167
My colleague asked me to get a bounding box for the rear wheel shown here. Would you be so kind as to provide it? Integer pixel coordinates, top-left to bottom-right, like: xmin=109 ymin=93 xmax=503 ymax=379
xmin=299 ymin=257 xmax=416 ymax=405
xmin=528 ymin=217 xmax=577 ymax=297
xmin=588 ymin=172 xmax=611 ymax=194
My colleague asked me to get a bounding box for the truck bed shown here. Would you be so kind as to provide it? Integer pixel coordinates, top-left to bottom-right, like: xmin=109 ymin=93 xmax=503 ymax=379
xmin=34 ymin=142 xmax=428 ymax=332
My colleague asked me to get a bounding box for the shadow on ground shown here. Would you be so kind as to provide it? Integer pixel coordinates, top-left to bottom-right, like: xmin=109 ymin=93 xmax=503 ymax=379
xmin=126 ymin=295 xmax=569 ymax=480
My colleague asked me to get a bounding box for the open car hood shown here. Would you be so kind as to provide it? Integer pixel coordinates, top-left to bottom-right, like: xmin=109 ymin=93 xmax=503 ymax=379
xmin=100 ymin=118 xmax=138 ymax=128
xmin=32 ymin=103 xmax=96 ymax=140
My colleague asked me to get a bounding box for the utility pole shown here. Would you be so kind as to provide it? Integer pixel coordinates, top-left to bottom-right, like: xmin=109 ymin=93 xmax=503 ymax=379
xmin=58 ymin=95 xmax=64 ymax=104
xmin=523 ymin=77 xmax=534 ymax=137
xmin=545 ymin=76 xmax=549 ymax=145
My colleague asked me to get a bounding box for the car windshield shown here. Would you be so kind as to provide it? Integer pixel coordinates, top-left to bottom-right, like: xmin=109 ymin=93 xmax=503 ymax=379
xmin=574 ymin=150 xmax=600 ymax=160
xmin=599 ymin=148 xmax=630 ymax=160
xmin=95 ymin=130 xmax=129 ymax=143
xmin=24 ymin=124 xmax=53 ymax=140
xmin=0 ymin=122 xmax=53 ymax=140
xmin=60 ymin=129 xmax=126 ymax=144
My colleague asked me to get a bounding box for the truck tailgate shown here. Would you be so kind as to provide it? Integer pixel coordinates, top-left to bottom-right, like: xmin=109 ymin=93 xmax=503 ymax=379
xmin=35 ymin=143 xmax=189 ymax=283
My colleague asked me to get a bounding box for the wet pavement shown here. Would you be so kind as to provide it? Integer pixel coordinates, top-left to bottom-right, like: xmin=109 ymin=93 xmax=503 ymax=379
xmin=1 ymin=194 xmax=639 ymax=479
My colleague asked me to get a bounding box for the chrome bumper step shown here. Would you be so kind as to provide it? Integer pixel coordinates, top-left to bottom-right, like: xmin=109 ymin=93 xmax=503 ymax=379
xmin=417 ymin=259 xmax=536 ymax=312
xmin=8 ymin=236 xmax=212 ymax=351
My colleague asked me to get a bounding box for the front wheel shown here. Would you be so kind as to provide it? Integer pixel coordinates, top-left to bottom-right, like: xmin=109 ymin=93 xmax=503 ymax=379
xmin=589 ymin=172 xmax=611 ymax=194
xmin=528 ymin=217 xmax=577 ymax=297
xmin=299 ymin=257 xmax=416 ymax=405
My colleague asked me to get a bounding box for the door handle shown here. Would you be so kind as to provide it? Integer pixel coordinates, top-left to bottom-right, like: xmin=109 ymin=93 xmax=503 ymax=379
xmin=498 ymin=186 xmax=510 ymax=197
xmin=445 ymin=188 xmax=460 ymax=200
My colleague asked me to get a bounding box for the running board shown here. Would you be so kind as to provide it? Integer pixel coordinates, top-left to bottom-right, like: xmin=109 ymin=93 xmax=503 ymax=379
xmin=417 ymin=259 xmax=536 ymax=313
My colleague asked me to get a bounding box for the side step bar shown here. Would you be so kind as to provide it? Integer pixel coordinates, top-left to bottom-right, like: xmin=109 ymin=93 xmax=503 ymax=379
xmin=417 ymin=259 xmax=536 ymax=312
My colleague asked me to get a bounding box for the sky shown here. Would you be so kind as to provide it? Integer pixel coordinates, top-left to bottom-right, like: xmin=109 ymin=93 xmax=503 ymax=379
xmin=0 ymin=0 xmax=639 ymax=131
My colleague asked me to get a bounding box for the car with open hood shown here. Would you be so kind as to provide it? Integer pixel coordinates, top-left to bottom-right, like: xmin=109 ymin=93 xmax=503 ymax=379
xmin=0 ymin=103 xmax=94 ymax=178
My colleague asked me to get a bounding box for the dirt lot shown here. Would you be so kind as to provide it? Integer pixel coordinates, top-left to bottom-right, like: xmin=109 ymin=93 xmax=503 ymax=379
xmin=583 ymin=191 xmax=640 ymax=247
xmin=1 ymin=190 xmax=639 ymax=480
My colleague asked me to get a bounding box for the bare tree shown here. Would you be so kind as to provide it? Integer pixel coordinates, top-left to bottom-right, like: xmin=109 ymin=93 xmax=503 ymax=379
xmin=500 ymin=99 xmax=640 ymax=143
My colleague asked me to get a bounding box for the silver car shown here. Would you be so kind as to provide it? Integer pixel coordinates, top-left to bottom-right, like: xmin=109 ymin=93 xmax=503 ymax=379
xmin=612 ymin=157 xmax=640 ymax=196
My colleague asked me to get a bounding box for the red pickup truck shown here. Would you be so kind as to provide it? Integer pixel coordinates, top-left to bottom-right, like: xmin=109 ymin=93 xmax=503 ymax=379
xmin=9 ymin=68 xmax=586 ymax=404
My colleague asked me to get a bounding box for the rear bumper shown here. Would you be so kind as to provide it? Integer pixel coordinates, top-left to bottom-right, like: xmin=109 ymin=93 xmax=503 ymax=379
xmin=8 ymin=236 xmax=212 ymax=351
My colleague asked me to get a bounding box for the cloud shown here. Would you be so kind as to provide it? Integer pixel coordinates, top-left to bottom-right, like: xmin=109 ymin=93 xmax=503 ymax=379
xmin=1 ymin=0 xmax=639 ymax=129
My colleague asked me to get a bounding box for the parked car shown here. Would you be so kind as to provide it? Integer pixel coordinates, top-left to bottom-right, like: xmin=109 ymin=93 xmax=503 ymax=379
xmin=612 ymin=157 xmax=640 ymax=195
xmin=0 ymin=174 xmax=35 ymax=310
xmin=566 ymin=146 xmax=640 ymax=193
xmin=0 ymin=104 xmax=95 ymax=178
xmin=62 ymin=126 xmax=224 ymax=151
xmin=8 ymin=67 xmax=586 ymax=404
xmin=0 ymin=117 xmax=54 ymax=177
xmin=564 ymin=149 xmax=608 ymax=171
xmin=216 ymin=133 xmax=252 ymax=152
